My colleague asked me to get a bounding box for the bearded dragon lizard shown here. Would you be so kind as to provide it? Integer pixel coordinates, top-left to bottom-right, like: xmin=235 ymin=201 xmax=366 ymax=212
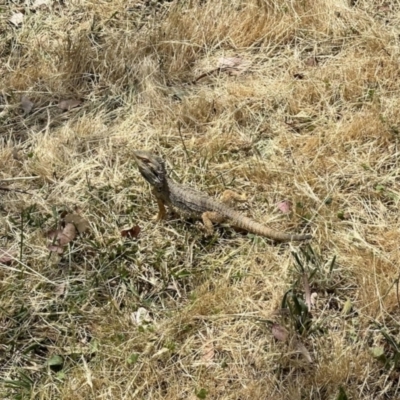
xmin=133 ymin=150 xmax=312 ymax=242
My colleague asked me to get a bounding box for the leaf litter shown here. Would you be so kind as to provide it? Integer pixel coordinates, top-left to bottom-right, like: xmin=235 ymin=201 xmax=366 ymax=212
xmin=271 ymin=323 xmax=289 ymax=342
xmin=58 ymin=99 xmax=82 ymax=111
xmin=47 ymin=212 xmax=90 ymax=254
xmin=193 ymin=55 xmax=250 ymax=83
xmin=9 ymin=12 xmax=24 ymax=27
xmin=0 ymin=248 xmax=16 ymax=264
xmin=277 ymin=200 xmax=292 ymax=214
xmin=120 ymin=225 xmax=141 ymax=239
xmin=21 ymin=96 xmax=34 ymax=115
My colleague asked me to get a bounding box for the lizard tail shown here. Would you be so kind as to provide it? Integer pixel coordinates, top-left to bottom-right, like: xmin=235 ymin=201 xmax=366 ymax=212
xmin=221 ymin=208 xmax=312 ymax=242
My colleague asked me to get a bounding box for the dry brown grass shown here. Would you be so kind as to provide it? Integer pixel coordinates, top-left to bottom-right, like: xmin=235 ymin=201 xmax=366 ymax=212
xmin=1 ymin=0 xmax=400 ymax=398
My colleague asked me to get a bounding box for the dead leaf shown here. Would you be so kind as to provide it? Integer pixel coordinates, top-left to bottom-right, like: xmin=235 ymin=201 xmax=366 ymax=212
xmin=294 ymin=339 xmax=312 ymax=363
xmin=58 ymin=99 xmax=82 ymax=111
xmin=64 ymin=213 xmax=90 ymax=234
xmin=219 ymin=56 xmax=243 ymax=69
xmin=47 ymin=244 xmax=64 ymax=254
xmin=47 ymin=230 xmax=60 ymax=241
xmin=61 ymin=223 xmax=77 ymax=244
xmin=0 ymin=248 xmax=16 ymax=264
xmin=310 ymin=292 xmax=318 ymax=307
xmin=121 ymin=225 xmax=141 ymax=239
xmin=48 ymin=224 xmax=76 ymax=246
xmin=272 ymin=323 xmax=288 ymax=342
xmin=131 ymin=307 xmax=152 ymax=326
xmin=74 ymin=205 xmax=84 ymax=214
xmin=32 ymin=0 xmax=52 ymax=9
xmin=55 ymin=283 xmax=67 ymax=296
xmin=277 ymin=200 xmax=291 ymax=214
xmin=12 ymin=148 xmax=21 ymax=161
xmin=201 ymin=341 xmax=215 ymax=365
xmin=21 ymin=96 xmax=34 ymax=115
xmin=305 ymin=56 xmax=318 ymax=67
xmin=9 ymin=12 xmax=24 ymax=27
xmin=218 ymin=56 xmax=249 ymax=76
xmin=193 ymin=57 xmax=250 ymax=83
xmin=47 ymin=223 xmax=77 ymax=253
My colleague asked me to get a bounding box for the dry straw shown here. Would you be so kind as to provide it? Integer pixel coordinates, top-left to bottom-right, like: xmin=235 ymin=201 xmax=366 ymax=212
xmin=1 ymin=0 xmax=400 ymax=398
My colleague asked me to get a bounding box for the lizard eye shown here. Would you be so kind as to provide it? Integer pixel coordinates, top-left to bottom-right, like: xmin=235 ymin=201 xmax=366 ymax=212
xmin=138 ymin=157 xmax=151 ymax=164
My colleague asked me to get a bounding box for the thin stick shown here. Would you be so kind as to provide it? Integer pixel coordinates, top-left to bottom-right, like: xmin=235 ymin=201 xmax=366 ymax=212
xmin=178 ymin=121 xmax=189 ymax=159
xmin=0 ymin=187 xmax=31 ymax=195
xmin=192 ymin=67 xmax=223 ymax=84
xmin=19 ymin=212 xmax=24 ymax=263
xmin=0 ymin=176 xmax=39 ymax=182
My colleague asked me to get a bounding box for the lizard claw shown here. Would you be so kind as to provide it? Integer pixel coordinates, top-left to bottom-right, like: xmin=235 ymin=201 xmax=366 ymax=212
xmin=152 ymin=213 xmax=164 ymax=222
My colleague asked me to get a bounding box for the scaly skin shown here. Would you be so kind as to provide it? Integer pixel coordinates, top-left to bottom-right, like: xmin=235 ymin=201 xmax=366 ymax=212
xmin=133 ymin=150 xmax=312 ymax=242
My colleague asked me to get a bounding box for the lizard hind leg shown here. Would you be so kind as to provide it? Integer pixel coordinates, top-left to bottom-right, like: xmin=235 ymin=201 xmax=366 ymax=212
xmin=220 ymin=189 xmax=247 ymax=206
xmin=201 ymin=211 xmax=226 ymax=236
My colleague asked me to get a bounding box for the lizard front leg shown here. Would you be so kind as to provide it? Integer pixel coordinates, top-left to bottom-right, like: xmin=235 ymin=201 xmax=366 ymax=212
xmin=151 ymin=189 xmax=167 ymax=221
xmin=154 ymin=198 xmax=167 ymax=221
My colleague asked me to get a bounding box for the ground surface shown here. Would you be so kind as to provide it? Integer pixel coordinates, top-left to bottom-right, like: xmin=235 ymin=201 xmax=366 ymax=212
xmin=1 ymin=0 xmax=400 ymax=399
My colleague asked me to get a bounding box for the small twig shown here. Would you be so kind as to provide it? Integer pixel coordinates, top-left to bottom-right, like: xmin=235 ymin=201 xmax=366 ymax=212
xmin=178 ymin=121 xmax=189 ymax=159
xmin=19 ymin=211 xmax=24 ymax=263
xmin=0 ymin=187 xmax=31 ymax=195
xmin=0 ymin=176 xmax=39 ymax=181
xmin=85 ymin=171 xmax=92 ymax=191
xmin=302 ymin=273 xmax=312 ymax=310
xmin=191 ymin=67 xmax=224 ymax=84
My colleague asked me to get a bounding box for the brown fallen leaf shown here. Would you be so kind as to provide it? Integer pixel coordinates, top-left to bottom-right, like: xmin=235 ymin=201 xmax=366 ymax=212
xmin=74 ymin=205 xmax=84 ymax=214
xmin=9 ymin=12 xmax=24 ymax=27
xmin=121 ymin=225 xmax=141 ymax=239
xmin=47 ymin=223 xmax=77 ymax=253
xmin=304 ymin=56 xmax=318 ymax=67
xmin=195 ymin=56 xmax=250 ymax=82
xmin=47 ymin=244 xmax=64 ymax=255
xmin=48 ymin=229 xmax=65 ymax=245
xmin=277 ymin=200 xmax=291 ymax=214
xmin=272 ymin=323 xmax=288 ymax=342
xmin=58 ymin=99 xmax=82 ymax=111
xmin=0 ymin=248 xmax=16 ymax=264
xmin=64 ymin=213 xmax=90 ymax=234
xmin=61 ymin=223 xmax=77 ymax=244
xmin=201 ymin=341 xmax=215 ymax=365
xmin=218 ymin=56 xmax=249 ymax=76
xmin=55 ymin=282 xmax=67 ymax=296
xmin=12 ymin=148 xmax=21 ymax=161
xmin=219 ymin=56 xmax=243 ymax=69
xmin=294 ymin=339 xmax=312 ymax=363
xmin=21 ymin=96 xmax=34 ymax=115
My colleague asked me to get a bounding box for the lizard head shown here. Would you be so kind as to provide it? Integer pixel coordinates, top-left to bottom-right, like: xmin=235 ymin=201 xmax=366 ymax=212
xmin=133 ymin=150 xmax=167 ymax=188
